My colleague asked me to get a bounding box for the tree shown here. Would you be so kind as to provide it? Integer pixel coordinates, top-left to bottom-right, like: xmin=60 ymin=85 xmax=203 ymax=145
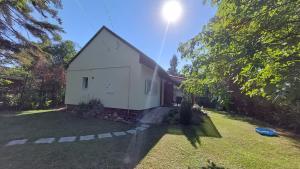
xmin=31 ymin=40 xmax=76 ymax=107
xmin=0 ymin=40 xmax=76 ymax=109
xmin=44 ymin=40 xmax=77 ymax=66
xmin=180 ymin=0 xmax=300 ymax=106
xmin=179 ymin=0 xmax=300 ymax=130
xmin=0 ymin=0 xmax=63 ymax=66
xmin=167 ymin=54 xmax=179 ymax=76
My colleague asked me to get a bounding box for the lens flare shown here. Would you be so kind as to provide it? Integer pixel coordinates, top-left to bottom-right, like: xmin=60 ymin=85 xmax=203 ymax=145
xmin=162 ymin=1 xmax=182 ymax=23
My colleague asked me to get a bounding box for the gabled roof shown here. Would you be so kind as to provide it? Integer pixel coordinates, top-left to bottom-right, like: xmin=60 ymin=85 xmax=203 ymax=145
xmin=66 ymin=26 xmax=170 ymax=80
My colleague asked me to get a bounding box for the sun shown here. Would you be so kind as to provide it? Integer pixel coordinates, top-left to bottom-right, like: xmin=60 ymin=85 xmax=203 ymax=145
xmin=162 ymin=1 xmax=183 ymax=23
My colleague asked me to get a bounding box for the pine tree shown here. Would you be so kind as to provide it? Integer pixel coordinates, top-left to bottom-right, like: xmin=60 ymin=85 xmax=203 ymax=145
xmin=0 ymin=0 xmax=63 ymax=66
xmin=168 ymin=54 xmax=179 ymax=76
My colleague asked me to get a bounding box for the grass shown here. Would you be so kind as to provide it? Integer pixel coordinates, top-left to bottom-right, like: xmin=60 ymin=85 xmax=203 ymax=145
xmin=0 ymin=108 xmax=299 ymax=169
xmin=136 ymin=109 xmax=300 ymax=169
xmin=0 ymin=109 xmax=165 ymax=169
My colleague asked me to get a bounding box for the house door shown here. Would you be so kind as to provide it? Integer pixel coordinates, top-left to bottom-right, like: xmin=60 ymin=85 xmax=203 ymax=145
xmin=163 ymin=81 xmax=173 ymax=106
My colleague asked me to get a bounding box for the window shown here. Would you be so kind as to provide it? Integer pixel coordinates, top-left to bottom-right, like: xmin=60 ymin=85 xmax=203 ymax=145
xmin=145 ymin=80 xmax=151 ymax=94
xmin=145 ymin=80 xmax=158 ymax=95
xmin=82 ymin=77 xmax=88 ymax=89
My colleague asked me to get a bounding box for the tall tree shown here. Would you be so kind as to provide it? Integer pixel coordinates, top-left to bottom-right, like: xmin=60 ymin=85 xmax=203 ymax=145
xmin=179 ymin=0 xmax=300 ymax=106
xmin=44 ymin=40 xmax=77 ymax=66
xmin=179 ymin=0 xmax=300 ymax=130
xmin=0 ymin=40 xmax=76 ymax=109
xmin=0 ymin=0 xmax=63 ymax=66
xmin=168 ymin=54 xmax=179 ymax=76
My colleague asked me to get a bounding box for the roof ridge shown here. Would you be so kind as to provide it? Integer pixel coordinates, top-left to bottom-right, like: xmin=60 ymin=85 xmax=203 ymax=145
xmin=66 ymin=26 xmax=166 ymax=73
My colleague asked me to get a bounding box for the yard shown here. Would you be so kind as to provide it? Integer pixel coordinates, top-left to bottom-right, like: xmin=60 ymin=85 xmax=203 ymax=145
xmin=0 ymin=108 xmax=299 ymax=169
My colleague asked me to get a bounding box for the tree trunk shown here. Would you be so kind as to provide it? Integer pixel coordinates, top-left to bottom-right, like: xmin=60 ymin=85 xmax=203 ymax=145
xmin=19 ymin=74 xmax=28 ymax=110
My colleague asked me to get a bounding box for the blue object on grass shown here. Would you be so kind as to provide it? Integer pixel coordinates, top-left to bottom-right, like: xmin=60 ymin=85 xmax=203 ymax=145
xmin=255 ymin=127 xmax=278 ymax=136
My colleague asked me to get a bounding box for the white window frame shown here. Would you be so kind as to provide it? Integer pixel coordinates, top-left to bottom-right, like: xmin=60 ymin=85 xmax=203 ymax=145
xmin=145 ymin=80 xmax=151 ymax=94
xmin=145 ymin=79 xmax=158 ymax=95
xmin=82 ymin=77 xmax=88 ymax=89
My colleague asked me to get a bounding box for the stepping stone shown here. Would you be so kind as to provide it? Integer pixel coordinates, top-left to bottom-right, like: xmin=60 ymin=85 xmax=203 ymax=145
xmin=98 ymin=133 xmax=112 ymax=139
xmin=126 ymin=129 xmax=137 ymax=134
xmin=141 ymin=124 xmax=150 ymax=128
xmin=34 ymin=138 xmax=55 ymax=144
xmin=113 ymin=131 xmax=126 ymax=136
xmin=58 ymin=136 xmax=76 ymax=143
xmin=79 ymin=135 xmax=95 ymax=141
xmin=6 ymin=139 xmax=28 ymax=146
xmin=136 ymin=126 xmax=147 ymax=131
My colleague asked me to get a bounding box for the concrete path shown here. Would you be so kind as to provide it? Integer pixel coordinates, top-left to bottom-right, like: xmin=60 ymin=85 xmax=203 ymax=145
xmin=139 ymin=107 xmax=175 ymax=124
xmin=4 ymin=124 xmax=150 ymax=147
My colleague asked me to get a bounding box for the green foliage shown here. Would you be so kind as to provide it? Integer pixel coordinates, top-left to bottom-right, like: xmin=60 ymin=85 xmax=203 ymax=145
xmin=2 ymin=94 xmax=19 ymax=107
xmin=44 ymin=40 xmax=77 ymax=66
xmin=0 ymin=79 xmax=12 ymax=85
xmin=180 ymin=99 xmax=193 ymax=125
xmin=0 ymin=39 xmax=76 ymax=110
xmin=180 ymin=0 xmax=300 ymax=107
xmin=0 ymin=0 xmax=63 ymax=66
xmin=73 ymin=99 xmax=104 ymax=118
xmin=179 ymin=0 xmax=300 ymax=130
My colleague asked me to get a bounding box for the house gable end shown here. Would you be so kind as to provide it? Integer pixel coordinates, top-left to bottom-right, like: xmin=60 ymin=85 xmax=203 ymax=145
xmin=67 ymin=26 xmax=140 ymax=70
xmin=67 ymin=26 xmax=170 ymax=81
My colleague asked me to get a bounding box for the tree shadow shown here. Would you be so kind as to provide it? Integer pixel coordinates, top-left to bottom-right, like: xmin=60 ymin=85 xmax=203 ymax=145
xmin=167 ymin=116 xmax=222 ymax=148
xmin=0 ymin=108 xmax=222 ymax=168
xmin=198 ymin=160 xmax=227 ymax=169
xmin=181 ymin=125 xmax=201 ymax=148
xmin=207 ymin=109 xmax=300 ymax=150
xmin=214 ymin=110 xmax=271 ymax=128
xmin=122 ymin=125 xmax=168 ymax=169
xmin=0 ymin=109 xmax=168 ymax=169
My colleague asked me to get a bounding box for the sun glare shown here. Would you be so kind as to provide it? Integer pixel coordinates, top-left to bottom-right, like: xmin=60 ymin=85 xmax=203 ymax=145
xmin=162 ymin=1 xmax=182 ymax=23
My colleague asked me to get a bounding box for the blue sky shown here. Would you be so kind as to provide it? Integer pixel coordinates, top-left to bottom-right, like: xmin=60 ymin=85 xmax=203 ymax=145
xmin=59 ymin=0 xmax=216 ymax=70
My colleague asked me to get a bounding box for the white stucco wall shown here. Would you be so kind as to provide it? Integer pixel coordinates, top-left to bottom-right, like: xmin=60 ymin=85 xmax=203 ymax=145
xmin=66 ymin=67 xmax=130 ymax=109
xmin=65 ymin=28 xmax=163 ymax=110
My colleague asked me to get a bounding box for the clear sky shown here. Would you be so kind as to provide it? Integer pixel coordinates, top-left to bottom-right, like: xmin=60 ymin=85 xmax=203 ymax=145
xmin=59 ymin=0 xmax=216 ymax=70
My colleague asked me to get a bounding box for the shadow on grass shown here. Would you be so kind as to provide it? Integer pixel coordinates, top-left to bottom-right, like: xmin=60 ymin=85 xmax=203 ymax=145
xmin=205 ymin=108 xmax=300 ymax=150
xmin=198 ymin=160 xmax=227 ymax=169
xmin=122 ymin=125 xmax=167 ymax=168
xmin=210 ymin=109 xmax=272 ymax=128
xmin=0 ymin=108 xmax=168 ymax=169
xmin=168 ymin=116 xmax=222 ymax=148
xmin=0 ymin=108 xmax=222 ymax=168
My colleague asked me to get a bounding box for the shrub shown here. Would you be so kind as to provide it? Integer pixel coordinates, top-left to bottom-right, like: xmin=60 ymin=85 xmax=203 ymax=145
xmin=163 ymin=109 xmax=180 ymax=124
xmin=191 ymin=104 xmax=205 ymax=125
xmin=180 ymin=99 xmax=192 ymax=125
xmin=191 ymin=104 xmax=203 ymax=114
xmin=3 ymin=94 xmax=19 ymax=107
xmin=73 ymin=99 xmax=104 ymax=118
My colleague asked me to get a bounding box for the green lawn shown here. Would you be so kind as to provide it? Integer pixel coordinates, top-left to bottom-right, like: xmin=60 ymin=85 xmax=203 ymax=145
xmin=0 ymin=109 xmax=299 ymax=169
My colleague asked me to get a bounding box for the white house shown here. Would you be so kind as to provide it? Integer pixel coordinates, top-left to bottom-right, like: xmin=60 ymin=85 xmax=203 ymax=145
xmin=65 ymin=26 xmax=181 ymax=111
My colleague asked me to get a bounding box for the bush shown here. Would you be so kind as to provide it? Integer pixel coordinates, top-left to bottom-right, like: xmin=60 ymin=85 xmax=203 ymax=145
xmin=195 ymin=96 xmax=216 ymax=108
xmin=180 ymin=99 xmax=192 ymax=125
xmin=163 ymin=109 xmax=180 ymax=124
xmin=74 ymin=99 xmax=104 ymax=118
xmin=3 ymin=94 xmax=19 ymax=108
xmin=192 ymin=104 xmax=203 ymax=114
